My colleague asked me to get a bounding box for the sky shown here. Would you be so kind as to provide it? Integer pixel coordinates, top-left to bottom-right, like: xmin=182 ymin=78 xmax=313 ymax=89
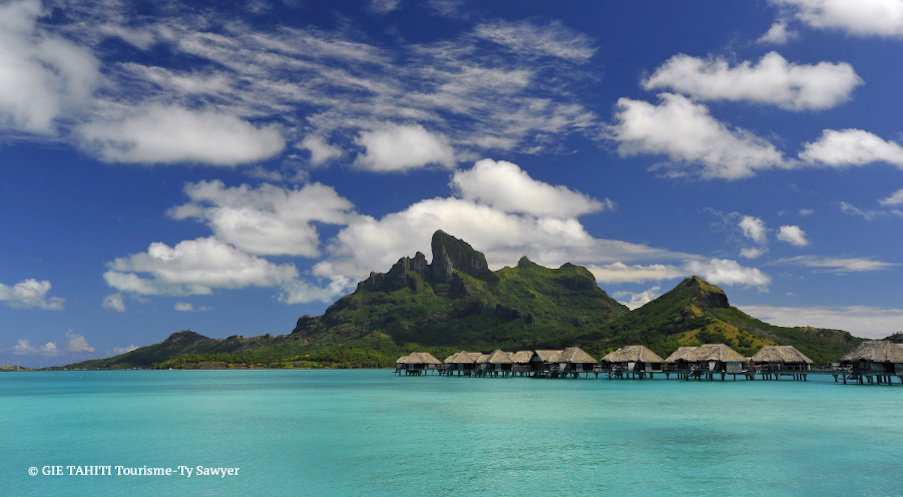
xmin=3 ymin=0 xmax=903 ymax=367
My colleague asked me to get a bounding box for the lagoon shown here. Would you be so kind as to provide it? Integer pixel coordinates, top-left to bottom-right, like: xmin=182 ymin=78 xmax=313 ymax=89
xmin=2 ymin=370 xmax=901 ymax=496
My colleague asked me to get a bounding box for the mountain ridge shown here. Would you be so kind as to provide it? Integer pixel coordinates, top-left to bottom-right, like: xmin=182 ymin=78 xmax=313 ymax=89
xmin=57 ymin=231 xmax=861 ymax=369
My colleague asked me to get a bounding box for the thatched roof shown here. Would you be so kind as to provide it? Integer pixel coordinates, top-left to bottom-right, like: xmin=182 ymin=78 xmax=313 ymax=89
xmin=445 ymin=351 xmax=482 ymax=364
xmin=601 ymin=345 xmax=665 ymax=363
xmin=533 ymin=350 xmax=562 ymax=363
xmin=396 ymin=352 xmax=441 ymax=365
xmin=508 ymin=351 xmax=534 ymax=364
xmin=751 ymin=345 xmax=813 ymax=364
xmin=664 ymin=346 xmax=697 ymax=362
xmin=665 ymin=344 xmax=745 ymax=363
xmin=475 ymin=353 xmax=491 ymax=364
xmin=558 ymin=347 xmax=597 ymax=364
xmin=486 ymin=349 xmax=514 ymax=364
xmin=840 ymin=341 xmax=903 ymax=363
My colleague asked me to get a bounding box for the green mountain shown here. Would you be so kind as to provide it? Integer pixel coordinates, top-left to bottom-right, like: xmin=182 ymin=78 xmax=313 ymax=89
xmin=60 ymin=231 xmax=861 ymax=369
xmin=291 ymin=230 xmax=629 ymax=350
xmin=582 ymin=276 xmax=860 ymax=364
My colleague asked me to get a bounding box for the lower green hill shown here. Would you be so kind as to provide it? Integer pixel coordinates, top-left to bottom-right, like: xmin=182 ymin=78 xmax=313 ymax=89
xmin=60 ymin=231 xmax=862 ymax=370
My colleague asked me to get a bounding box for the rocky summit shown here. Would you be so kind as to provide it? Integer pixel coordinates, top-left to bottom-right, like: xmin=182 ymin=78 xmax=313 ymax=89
xmin=64 ymin=230 xmax=862 ymax=370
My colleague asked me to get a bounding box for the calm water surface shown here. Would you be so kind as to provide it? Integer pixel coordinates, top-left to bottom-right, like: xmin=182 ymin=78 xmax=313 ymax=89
xmin=2 ymin=370 xmax=901 ymax=496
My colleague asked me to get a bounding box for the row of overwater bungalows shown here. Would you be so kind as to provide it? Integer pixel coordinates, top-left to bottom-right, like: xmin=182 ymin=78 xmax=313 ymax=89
xmin=397 ymin=341 xmax=903 ymax=383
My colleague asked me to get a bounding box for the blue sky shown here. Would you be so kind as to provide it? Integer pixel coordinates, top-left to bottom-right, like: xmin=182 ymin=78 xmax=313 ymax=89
xmin=3 ymin=0 xmax=903 ymax=366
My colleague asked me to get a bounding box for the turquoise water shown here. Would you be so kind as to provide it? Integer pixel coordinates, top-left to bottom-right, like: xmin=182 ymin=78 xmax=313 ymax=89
xmin=2 ymin=370 xmax=901 ymax=496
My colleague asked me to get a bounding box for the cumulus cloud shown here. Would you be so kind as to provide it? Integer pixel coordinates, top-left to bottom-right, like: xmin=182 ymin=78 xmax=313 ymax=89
xmin=102 ymin=293 xmax=126 ymax=312
xmin=472 ymin=19 xmax=596 ymax=63
xmin=777 ymin=225 xmax=809 ymax=246
xmin=451 ymin=159 xmax=607 ymax=218
xmin=608 ymin=93 xmax=788 ymax=180
xmin=642 ymin=52 xmax=861 ymax=110
xmin=757 ymin=21 xmax=800 ymax=44
xmin=279 ymin=273 xmax=354 ymax=304
xmin=0 ymin=0 xmax=100 ymax=133
xmin=739 ymin=216 xmax=768 ymax=244
xmin=771 ymin=0 xmax=903 ymax=38
xmin=799 ymin=129 xmax=903 ymax=168
xmin=65 ymin=330 xmax=94 ymax=353
xmin=110 ymin=344 xmax=138 ymax=355
xmin=587 ymin=258 xmax=771 ymax=289
xmin=174 ymin=302 xmax=212 ymax=311
xmin=354 ymin=124 xmax=456 ymax=172
xmin=775 ymin=255 xmax=896 ymax=272
xmin=12 ymin=339 xmax=59 ymax=356
xmin=684 ymin=259 xmax=772 ymax=290
xmin=168 ymin=180 xmax=355 ymax=257
xmin=879 ymin=189 xmax=903 ymax=206
xmin=76 ymin=104 xmax=286 ymax=166
xmin=613 ymin=285 xmax=662 ymax=310
xmin=740 ymin=247 xmax=766 ymax=259
xmin=0 ymin=278 xmax=65 ymax=310
xmin=739 ymin=304 xmax=903 ymax=338
xmin=103 ymin=237 xmax=299 ymax=296
xmin=299 ymin=135 xmax=344 ymax=166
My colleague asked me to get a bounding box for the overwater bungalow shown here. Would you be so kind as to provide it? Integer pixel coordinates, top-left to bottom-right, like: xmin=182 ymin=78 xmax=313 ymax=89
xmin=557 ymin=347 xmax=599 ymax=378
xmin=530 ymin=350 xmax=562 ymax=377
xmin=509 ymin=351 xmax=534 ymax=376
xmin=751 ymin=346 xmax=813 ymax=380
xmin=665 ymin=343 xmax=748 ymax=380
xmin=600 ymin=345 xmax=665 ymax=379
xmin=484 ymin=349 xmax=515 ymax=377
xmin=442 ymin=351 xmax=482 ymax=376
xmin=395 ymin=352 xmax=442 ymax=375
xmin=838 ymin=341 xmax=903 ymax=385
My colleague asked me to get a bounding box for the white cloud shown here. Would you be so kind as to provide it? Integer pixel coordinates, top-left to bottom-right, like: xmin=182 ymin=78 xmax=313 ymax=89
xmin=757 ymin=21 xmax=800 ymax=44
xmin=472 ymin=20 xmax=596 ymax=63
xmin=0 ymin=279 xmax=65 ymax=310
xmin=777 ymin=225 xmax=809 ymax=246
xmin=110 ymin=344 xmax=138 ymax=355
xmin=174 ymin=302 xmax=212 ymax=312
xmin=354 ymin=124 xmax=456 ymax=172
xmin=642 ymin=52 xmax=861 ymax=111
xmin=839 ymin=201 xmax=889 ymax=221
xmin=739 ymin=304 xmax=903 ymax=339
xmin=614 ymin=285 xmax=662 ymax=310
xmin=799 ymin=208 xmax=815 ymax=216
xmin=369 ymin=0 xmax=401 ymax=14
xmin=608 ymin=93 xmax=788 ymax=180
xmin=299 ymin=135 xmax=344 ymax=166
xmin=326 ymin=196 xmax=683 ymax=280
xmin=586 ymin=263 xmax=685 ymax=284
xmin=102 ymin=293 xmax=126 ymax=312
xmin=103 ymin=237 xmax=299 ymax=296
xmin=879 ymin=189 xmax=903 ymax=206
xmin=684 ymin=258 xmax=772 ymax=290
xmin=279 ymin=273 xmax=353 ymax=304
xmin=76 ymin=104 xmax=286 ymax=166
xmin=451 ymin=159 xmax=606 ymax=218
xmin=0 ymin=0 xmax=100 ymax=133
xmin=169 ymin=180 xmax=355 ymax=257
xmin=739 ymin=216 xmax=768 ymax=244
xmin=65 ymin=330 xmax=94 ymax=353
xmin=740 ymin=247 xmax=766 ymax=259
xmin=771 ymin=0 xmax=903 ymax=38
xmin=12 ymin=339 xmax=59 ymax=356
xmin=800 ymin=129 xmax=903 ymax=168
xmin=588 ymin=258 xmax=771 ymax=289
xmin=776 ymin=255 xmax=896 ymax=272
